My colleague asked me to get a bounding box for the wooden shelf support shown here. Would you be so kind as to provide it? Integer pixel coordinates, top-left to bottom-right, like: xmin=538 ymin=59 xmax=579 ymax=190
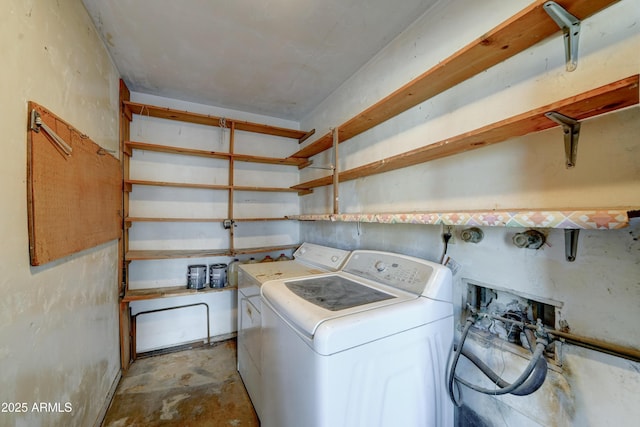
xmin=332 ymin=128 xmax=339 ymax=214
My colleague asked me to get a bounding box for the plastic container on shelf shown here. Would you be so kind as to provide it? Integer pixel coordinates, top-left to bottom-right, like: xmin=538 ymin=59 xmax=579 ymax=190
xmin=261 ymin=255 xmax=274 ymax=263
xmin=276 ymin=253 xmax=291 ymax=261
xmin=227 ymin=258 xmax=241 ymax=288
xmin=246 ymin=257 xmax=259 ymax=264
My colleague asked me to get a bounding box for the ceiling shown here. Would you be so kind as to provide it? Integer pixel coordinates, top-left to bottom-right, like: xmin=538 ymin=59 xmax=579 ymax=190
xmin=82 ymin=0 xmax=439 ymax=121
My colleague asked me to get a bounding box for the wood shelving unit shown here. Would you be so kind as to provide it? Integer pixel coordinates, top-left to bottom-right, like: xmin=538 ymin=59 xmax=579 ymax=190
xmin=287 ymin=2 xmax=638 ymax=225
xmin=293 ymin=75 xmax=639 ymax=192
xmin=121 ymin=100 xmax=307 ymax=262
xmin=287 ymin=0 xmax=621 ymax=164
xmin=118 ymin=83 xmax=309 ymax=368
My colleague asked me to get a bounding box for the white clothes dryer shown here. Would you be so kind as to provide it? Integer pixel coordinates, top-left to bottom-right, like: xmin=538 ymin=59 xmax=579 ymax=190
xmin=261 ymin=250 xmax=454 ymax=427
xmin=237 ymin=242 xmax=349 ymax=419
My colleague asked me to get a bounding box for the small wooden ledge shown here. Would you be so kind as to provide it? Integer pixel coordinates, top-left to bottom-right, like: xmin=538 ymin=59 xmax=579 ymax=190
xmin=125 ymin=243 xmax=300 ymax=260
xmin=122 ymin=285 xmax=237 ymax=302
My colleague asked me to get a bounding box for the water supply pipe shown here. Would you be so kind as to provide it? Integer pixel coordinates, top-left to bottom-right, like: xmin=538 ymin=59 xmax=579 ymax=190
xmin=488 ymin=313 xmax=640 ymax=363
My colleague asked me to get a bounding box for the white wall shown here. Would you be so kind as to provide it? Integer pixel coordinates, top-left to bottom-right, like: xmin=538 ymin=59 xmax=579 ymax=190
xmin=0 ymin=1 xmax=121 ymax=426
xmin=127 ymin=92 xmax=301 ymax=352
xmin=299 ymin=0 xmax=640 ymax=425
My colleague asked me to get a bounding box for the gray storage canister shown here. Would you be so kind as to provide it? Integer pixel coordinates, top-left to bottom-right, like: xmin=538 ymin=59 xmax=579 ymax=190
xmin=187 ymin=264 xmax=207 ymax=290
xmin=209 ymin=263 xmax=228 ymax=288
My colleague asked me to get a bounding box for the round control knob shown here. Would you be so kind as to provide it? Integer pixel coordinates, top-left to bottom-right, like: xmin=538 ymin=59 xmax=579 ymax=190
xmin=375 ymin=261 xmax=387 ymax=272
xmin=331 ymin=255 xmax=339 ymax=262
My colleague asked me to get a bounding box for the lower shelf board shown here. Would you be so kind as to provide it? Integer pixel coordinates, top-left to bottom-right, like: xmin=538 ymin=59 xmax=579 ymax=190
xmin=123 ymin=285 xmax=237 ymax=302
xmin=232 ymin=243 xmax=300 ymax=255
xmin=126 ymin=249 xmax=231 ymax=260
xmin=125 ymin=244 xmax=300 ymax=260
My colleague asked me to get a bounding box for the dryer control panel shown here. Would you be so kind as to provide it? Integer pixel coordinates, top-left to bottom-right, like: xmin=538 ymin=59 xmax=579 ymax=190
xmin=293 ymin=242 xmax=350 ymax=270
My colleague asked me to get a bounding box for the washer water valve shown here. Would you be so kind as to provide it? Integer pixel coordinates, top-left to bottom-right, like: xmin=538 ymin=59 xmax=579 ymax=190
xmin=513 ymin=230 xmax=545 ymax=249
xmin=460 ymin=227 xmax=484 ymax=243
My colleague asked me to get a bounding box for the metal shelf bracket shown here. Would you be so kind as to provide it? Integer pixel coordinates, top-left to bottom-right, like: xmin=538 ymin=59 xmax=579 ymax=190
xmin=545 ymin=111 xmax=581 ymax=168
xmin=564 ymin=229 xmax=580 ymax=262
xmin=543 ymin=1 xmax=581 ymax=72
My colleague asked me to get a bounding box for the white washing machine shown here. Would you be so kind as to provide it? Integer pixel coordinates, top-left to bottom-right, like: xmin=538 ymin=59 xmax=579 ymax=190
xmin=237 ymin=242 xmax=350 ymax=419
xmin=260 ymin=250 xmax=454 ymax=427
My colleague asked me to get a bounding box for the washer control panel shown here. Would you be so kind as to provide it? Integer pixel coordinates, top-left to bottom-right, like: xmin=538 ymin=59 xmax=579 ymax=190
xmin=343 ymin=250 xmax=435 ymax=295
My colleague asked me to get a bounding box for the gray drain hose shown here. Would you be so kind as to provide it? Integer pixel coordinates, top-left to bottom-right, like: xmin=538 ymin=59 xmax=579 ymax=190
xmin=447 ymin=317 xmax=549 ymax=406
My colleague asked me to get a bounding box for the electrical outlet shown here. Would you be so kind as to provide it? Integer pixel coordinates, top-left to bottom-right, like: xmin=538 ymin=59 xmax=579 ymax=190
xmin=445 ymin=225 xmax=456 ymax=244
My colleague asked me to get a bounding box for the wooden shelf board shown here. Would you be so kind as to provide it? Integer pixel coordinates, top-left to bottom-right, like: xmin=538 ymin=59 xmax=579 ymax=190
xmin=125 ymin=179 xmax=301 ymax=194
xmin=125 ymin=244 xmax=300 ymax=260
xmin=122 ymin=285 xmax=236 ymax=302
xmin=233 ymin=244 xmax=300 ymax=255
xmin=125 ymin=217 xmax=295 ymax=224
xmin=125 ymin=179 xmax=230 ymax=191
xmin=233 ymin=217 xmax=294 ymax=222
xmin=288 ymin=0 xmax=621 ymax=161
xmin=125 ymin=141 xmax=229 ymax=160
xmin=125 ymin=140 xmax=305 ymax=167
xmin=293 ymin=75 xmax=639 ymax=191
xmin=234 ymin=185 xmax=300 ymax=193
xmin=126 ymin=249 xmax=232 ymax=260
xmin=231 ymin=154 xmax=305 ymax=167
xmin=289 ymin=208 xmax=639 ymax=230
xmin=126 ymin=217 xmax=227 ymax=223
xmin=123 ymin=100 xmax=309 ymax=140
xmin=232 ymin=153 xmax=306 ymax=167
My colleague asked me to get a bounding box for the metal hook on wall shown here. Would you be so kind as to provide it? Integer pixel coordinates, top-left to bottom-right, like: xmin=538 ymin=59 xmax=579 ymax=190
xmin=30 ymin=109 xmax=73 ymax=156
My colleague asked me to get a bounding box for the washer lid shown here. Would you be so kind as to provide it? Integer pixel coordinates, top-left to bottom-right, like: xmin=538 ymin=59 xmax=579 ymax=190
xmin=285 ymin=275 xmax=395 ymax=311
xmin=262 ymin=273 xmax=414 ymax=338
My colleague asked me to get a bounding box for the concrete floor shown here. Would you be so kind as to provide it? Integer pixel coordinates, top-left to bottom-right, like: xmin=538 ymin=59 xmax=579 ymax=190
xmin=102 ymin=340 xmax=259 ymax=427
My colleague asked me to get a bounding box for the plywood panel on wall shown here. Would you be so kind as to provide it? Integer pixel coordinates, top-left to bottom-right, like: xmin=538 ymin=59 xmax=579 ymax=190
xmin=27 ymin=102 xmax=121 ymax=266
